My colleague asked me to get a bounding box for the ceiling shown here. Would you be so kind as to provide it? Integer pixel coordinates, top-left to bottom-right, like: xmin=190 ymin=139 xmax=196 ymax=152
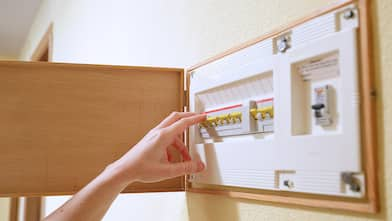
xmin=0 ymin=0 xmax=42 ymax=58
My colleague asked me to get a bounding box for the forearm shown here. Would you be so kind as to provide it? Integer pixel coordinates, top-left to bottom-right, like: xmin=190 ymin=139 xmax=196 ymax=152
xmin=43 ymin=163 xmax=131 ymax=221
xmin=42 ymin=112 xmax=205 ymax=221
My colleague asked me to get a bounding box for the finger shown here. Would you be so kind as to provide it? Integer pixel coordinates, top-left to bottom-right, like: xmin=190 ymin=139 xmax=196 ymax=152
xmin=155 ymin=112 xmax=197 ymax=129
xmin=167 ymin=114 xmax=206 ymax=136
xmin=165 ymin=160 xmax=205 ymax=178
xmin=172 ymin=137 xmax=191 ymax=161
xmin=166 ymin=148 xmax=173 ymax=162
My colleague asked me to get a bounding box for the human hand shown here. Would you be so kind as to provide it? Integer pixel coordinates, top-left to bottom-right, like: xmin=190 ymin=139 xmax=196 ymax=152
xmin=43 ymin=112 xmax=206 ymax=221
xmin=110 ymin=112 xmax=206 ymax=184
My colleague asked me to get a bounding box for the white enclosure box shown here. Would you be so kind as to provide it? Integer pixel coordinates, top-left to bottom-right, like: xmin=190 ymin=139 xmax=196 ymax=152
xmin=188 ymin=4 xmax=367 ymax=198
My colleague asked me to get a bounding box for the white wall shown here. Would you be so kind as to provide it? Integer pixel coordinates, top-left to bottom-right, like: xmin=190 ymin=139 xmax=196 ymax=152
xmin=20 ymin=0 xmax=331 ymax=68
xmin=20 ymin=0 xmax=391 ymax=221
xmin=45 ymin=192 xmax=187 ymax=221
xmin=20 ymin=0 xmax=191 ymax=67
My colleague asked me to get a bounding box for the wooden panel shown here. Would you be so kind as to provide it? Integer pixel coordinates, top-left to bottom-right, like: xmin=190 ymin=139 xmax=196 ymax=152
xmin=0 ymin=61 xmax=184 ymax=196
xmin=186 ymin=0 xmax=379 ymax=213
xmin=24 ymin=197 xmax=42 ymax=221
xmin=9 ymin=198 xmax=18 ymax=221
xmin=357 ymin=0 xmax=379 ymax=213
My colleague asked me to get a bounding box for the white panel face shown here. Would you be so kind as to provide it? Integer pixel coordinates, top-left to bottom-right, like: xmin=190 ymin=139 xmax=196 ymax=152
xmin=188 ymin=5 xmax=365 ymax=198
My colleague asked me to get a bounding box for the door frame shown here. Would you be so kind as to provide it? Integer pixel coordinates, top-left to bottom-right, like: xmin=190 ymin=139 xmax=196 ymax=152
xmin=31 ymin=23 xmax=53 ymax=62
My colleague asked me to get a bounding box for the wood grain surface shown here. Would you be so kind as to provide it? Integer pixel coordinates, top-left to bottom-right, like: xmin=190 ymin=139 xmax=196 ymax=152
xmin=0 ymin=61 xmax=184 ymax=196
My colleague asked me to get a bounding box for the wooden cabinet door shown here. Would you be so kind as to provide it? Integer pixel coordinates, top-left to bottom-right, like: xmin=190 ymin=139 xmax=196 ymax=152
xmin=0 ymin=61 xmax=185 ymax=196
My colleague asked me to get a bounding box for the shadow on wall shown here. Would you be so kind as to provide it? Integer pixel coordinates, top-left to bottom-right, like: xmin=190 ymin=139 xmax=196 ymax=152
xmin=186 ymin=192 xmax=240 ymax=221
xmin=187 ymin=144 xmax=240 ymax=221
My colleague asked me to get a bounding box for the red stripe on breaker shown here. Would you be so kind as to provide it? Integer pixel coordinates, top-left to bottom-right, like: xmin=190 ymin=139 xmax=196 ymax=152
xmin=256 ymin=98 xmax=274 ymax=103
xmin=204 ymin=104 xmax=243 ymax=114
xmin=203 ymin=97 xmax=274 ymax=114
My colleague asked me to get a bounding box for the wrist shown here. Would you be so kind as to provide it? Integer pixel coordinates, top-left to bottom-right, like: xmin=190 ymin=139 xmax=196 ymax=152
xmin=103 ymin=160 xmax=138 ymax=187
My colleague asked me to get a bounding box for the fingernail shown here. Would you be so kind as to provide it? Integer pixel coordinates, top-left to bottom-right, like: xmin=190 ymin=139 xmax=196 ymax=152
xmin=197 ymin=161 xmax=205 ymax=170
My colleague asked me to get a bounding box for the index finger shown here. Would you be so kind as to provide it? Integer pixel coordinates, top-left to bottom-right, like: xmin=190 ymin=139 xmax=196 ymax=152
xmin=166 ymin=114 xmax=206 ymax=136
xmin=155 ymin=112 xmax=197 ymax=129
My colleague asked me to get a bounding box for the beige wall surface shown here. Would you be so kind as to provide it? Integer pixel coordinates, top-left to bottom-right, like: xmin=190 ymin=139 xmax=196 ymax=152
xmin=0 ymin=198 xmax=10 ymax=221
xmin=20 ymin=0 xmax=391 ymax=220
xmin=0 ymin=56 xmax=17 ymax=60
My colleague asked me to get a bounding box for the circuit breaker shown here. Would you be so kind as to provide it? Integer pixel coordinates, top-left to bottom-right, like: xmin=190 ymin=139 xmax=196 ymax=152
xmin=311 ymin=85 xmax=332 ymax=126
xmin=188 ymin=4 xmax=365 ymax=199
xmin=199 ymin=98 xmax=274 ymax=138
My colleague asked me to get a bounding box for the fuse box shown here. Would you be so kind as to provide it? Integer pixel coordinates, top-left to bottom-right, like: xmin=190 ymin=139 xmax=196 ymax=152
xmin=187 ymin=4 xmax=368 ymax=199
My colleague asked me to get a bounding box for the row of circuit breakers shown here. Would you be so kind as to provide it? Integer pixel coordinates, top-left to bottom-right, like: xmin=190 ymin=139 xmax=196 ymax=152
xmin=199 ymin=98 xmax=274 ymax=138
xmin=199 ymin=85 xmax=332 ymax=138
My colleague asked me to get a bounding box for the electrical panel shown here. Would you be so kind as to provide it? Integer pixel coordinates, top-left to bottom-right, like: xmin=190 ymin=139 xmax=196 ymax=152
xmin=188 ymin=4 xmax=365 ymax=198
xmin=197 ymin=73 xmax=274 ymax=139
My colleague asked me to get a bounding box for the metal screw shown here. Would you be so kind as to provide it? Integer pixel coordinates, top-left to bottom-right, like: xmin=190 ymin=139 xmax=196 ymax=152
xmin=283 ymin=180 xmax=294 ymax=189
xmin=343 ymin=9 xmax=355 ymax=19
xmin=277 ymin=36 xmax=290 ymax=53
xmin=342 ymin=172 xmax=361 ymax=192
xmin=350 ymin=183 xmax=361 ymax=192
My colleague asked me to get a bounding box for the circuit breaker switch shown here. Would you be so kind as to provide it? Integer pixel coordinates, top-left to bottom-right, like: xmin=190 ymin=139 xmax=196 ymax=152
xmin=206 ymin=116 xmax=218 ymax=127
xmin=257 ymin=106 xmax=274 ymax=119
xmin=230 ymin=112 xmax=242 ymax=122
xmin=218 ymin=114 xmax=229 ymax=125
xmin=199 ymin=122 xmax=208 ymax=128
xmin=265 ymin=106 xmax=274 ymax=118
xmin=250 ymin=108 xmax=258 ymax=120
xmin=311 ymin=103 xmax=325 ymax=118
xmin=312 ymin=85 xmax=332 ymax=126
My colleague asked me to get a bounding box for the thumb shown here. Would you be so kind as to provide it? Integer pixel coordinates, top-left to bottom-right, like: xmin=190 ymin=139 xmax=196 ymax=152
xmin=168 ymin=160 xmax=205 ymax=177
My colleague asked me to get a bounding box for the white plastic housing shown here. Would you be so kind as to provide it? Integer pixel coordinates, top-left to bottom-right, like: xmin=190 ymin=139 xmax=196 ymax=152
xmin=188 ymin=5 xmax=364 ymax=197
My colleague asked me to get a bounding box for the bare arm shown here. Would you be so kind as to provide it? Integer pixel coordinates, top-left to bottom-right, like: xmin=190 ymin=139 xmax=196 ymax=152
xmin=43 ymin=112 xmax=206 ymax=221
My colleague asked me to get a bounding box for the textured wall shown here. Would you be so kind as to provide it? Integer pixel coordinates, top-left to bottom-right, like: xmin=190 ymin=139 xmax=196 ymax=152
xmin=0 ymin=198 xmax=10 ymax=221
xmin=0 ymin=56 xmax=18 ymax=60
xmin=20 ymin=0 xmax=391 ymax=220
